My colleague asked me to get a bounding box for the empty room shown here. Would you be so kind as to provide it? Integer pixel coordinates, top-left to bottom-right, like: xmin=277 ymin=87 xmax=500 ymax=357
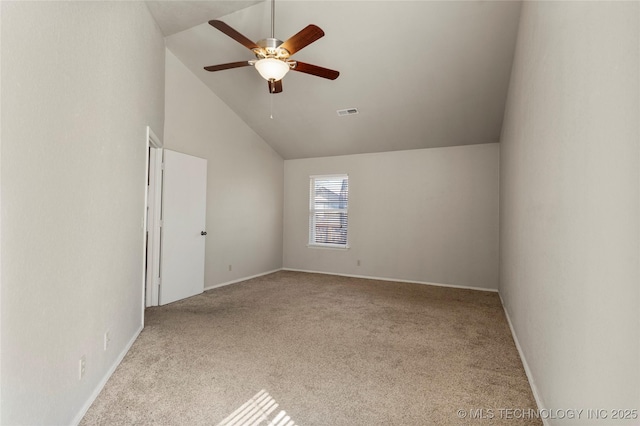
xmin=1 ymin=0 xmax=638 ymax=425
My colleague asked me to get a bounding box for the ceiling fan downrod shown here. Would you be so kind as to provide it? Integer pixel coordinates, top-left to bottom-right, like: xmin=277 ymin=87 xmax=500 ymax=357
xmin=271 ymin=0 xmax=275 ymax=39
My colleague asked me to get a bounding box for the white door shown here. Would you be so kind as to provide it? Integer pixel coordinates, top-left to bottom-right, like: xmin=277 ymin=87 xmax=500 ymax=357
xmin=159 ymin=150 xmax=207 ymax=305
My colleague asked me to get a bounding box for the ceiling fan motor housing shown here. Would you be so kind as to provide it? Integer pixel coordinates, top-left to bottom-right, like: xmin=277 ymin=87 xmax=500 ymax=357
xmin=255 ymin=38 xmax=291 ymax=60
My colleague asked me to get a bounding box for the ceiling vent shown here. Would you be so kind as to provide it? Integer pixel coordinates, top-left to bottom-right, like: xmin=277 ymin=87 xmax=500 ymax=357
xmin=337 ymin=108 xmax=359 ymax=117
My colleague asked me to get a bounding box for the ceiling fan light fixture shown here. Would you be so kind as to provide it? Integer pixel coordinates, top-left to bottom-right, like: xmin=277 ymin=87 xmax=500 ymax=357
xmin=254 ymin=58 xmax=290 ymax=82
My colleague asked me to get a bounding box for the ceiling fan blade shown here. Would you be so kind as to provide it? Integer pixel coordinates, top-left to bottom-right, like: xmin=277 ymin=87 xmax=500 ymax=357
xmin=204 ymin=61 xmax=252 ymax=72
xmin=280 ymin=25 xmax=325 ymax=56
xmin=208 ymin=20 xmax=260 ymax=51
xmin=268 ymin=79 xmax=283 ymax=94
xmin=292 ymin=61 xmax=340 ymax=80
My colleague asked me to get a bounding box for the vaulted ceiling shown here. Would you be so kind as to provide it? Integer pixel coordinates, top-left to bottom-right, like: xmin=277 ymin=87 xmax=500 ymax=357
xmin=146 ymin=1 xmax=522 ymax=159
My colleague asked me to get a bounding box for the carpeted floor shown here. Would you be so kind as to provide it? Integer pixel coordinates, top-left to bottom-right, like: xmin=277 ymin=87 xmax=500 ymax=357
xmin=80 ymin=271 xmax=541 ymax=425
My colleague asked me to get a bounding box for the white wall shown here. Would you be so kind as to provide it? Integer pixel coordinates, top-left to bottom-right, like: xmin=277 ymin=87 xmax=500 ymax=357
xmin=500 ymin=1 xmax=639 ymax=422
xmin=284 ymin=144 xmax=499 ymax=290
xmin=0 ymin=1 xmax=165 ymax=424
xmin=164 ymin=50 xmax=283 ymax=288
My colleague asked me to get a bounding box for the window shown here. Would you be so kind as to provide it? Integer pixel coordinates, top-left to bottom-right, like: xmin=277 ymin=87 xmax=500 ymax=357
xmin=309 ymin=175 xmax=349 ymax=248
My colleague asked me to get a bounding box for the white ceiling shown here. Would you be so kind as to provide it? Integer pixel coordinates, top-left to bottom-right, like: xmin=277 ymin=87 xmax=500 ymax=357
xmin=147 ymin=1 xmax=522 ymax=159
xmin=146 ymin=1 xmax=262 ymax=36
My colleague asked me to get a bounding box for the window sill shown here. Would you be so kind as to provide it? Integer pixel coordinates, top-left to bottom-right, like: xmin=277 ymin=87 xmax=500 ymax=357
xmin=307 ymin=244 xmax=350 ymax=250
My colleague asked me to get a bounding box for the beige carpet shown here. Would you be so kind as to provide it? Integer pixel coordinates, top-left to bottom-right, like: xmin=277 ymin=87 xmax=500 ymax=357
xmin=80 ymin=271 xmax=541 ymax=425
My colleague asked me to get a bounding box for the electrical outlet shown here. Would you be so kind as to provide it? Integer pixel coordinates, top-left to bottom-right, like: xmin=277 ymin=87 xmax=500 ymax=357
xmin=79 ymin=355 xmax=86 ymax=380
xmin=228 ymin=264 xmax=232 ymax=272
xmin=104 ymin=330 xmax=111 ymax=351
xmin=357 ymin=259 xmax=361 ymax=266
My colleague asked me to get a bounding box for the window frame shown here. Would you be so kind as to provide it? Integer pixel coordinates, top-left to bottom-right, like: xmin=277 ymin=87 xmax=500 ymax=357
xmin=308 ymin=174 xmax=350 ymax=249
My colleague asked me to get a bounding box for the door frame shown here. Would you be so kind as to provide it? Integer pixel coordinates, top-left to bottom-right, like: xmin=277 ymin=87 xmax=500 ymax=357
xmin=142 ymin=126 xmax=163 ymax=314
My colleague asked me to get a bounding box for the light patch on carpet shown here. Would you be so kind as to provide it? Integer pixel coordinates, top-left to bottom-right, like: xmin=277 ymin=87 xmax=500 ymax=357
xmin=217 ymin=390 xmax=297 ymax=426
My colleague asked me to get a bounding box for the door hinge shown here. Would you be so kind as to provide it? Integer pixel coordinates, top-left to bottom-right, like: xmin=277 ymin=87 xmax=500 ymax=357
xmin=161 ymin=163 xmax=165 ymax=170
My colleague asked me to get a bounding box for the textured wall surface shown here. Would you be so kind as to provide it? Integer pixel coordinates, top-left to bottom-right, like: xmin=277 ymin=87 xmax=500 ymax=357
xmin=499 ymin=1 xmax=639 ymax=422
xmin=284 ymin=144 xmax=500 ymax=290
xmin=164 ymin=50 xmax=284 ymax=289
xmin=1 ymin=2 xmax=165 ymax=423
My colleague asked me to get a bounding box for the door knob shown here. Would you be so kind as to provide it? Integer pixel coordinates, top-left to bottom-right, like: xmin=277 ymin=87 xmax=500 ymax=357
xmin=201 ymin=231 xmax=207 ymax=236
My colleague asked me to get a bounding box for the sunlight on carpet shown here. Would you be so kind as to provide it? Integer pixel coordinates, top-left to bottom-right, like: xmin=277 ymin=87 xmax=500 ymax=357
xmin=217 ymin=390 xmax=298 ymax=426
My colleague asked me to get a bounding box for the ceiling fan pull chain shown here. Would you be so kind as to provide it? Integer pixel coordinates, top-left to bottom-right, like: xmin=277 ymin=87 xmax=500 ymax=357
xmin=270 ymin=93 xmax=274 ymax=119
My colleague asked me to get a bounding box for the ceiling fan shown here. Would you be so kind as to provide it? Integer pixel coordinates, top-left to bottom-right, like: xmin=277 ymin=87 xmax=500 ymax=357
xmin=203 ymin=0 xmax=339 ymax=94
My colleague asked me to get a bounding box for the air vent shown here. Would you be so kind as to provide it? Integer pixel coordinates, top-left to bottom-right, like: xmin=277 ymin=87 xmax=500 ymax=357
xmin=337 ymin=108 xmax=359 ymax=117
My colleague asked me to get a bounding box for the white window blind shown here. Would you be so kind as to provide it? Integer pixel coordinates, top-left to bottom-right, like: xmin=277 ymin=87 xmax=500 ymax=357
xmin=309 ymin=175 xmax=349 ymax=248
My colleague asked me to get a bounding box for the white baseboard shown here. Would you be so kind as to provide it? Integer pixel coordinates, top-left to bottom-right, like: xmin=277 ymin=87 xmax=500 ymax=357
xmin=499 ymin=294 xmax=548 ymax=426
xmin=282 ymin=268 xmax=498 ymax=293
xmin=204 ymin=268 xmax=283 ymax=292
xmin=72 ymin=323 xmax=144 ymax=426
